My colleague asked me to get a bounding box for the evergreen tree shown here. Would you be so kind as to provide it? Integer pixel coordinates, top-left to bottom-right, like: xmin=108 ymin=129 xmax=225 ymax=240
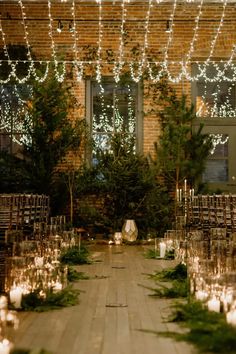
xmin=156 ymin=94 xmax=212 ymax=190
xmin=22 ymin=73 xmax=86 ymax=212
xmin=76 ymin=133 xmax=172 ymax=235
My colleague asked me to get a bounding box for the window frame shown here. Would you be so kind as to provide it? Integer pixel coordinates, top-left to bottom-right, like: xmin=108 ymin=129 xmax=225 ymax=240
xmin=191 ymin=62 xmax=236 ymax=119
xmin=192 ymin=118 xmax=236 ymax=192
xmin=85 ymin=78 xmax=143 ymax=162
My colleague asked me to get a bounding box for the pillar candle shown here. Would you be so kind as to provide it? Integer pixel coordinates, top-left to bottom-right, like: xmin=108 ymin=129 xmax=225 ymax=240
xmin=0 ymin=339 xmax=12 ymax=354
xmin=179 ymin=189 xmax=182 ymax=202
xmin=195 ymin=290 xmax=208 ymax=302
xmin=9 ymin=287 xmax=23 ymax=309
xmin=176 ymin=188 xmax=179 ymax=202
xmin=159 ymin=241 xmax=167 ymax=258
xmin=226 ymin=309 xmax=236 ymax=326
xmin=207 ymin=297 xmax=220 ymax=312
xmin=0 ymin=296 xmax=7 ymax=310
xmin=184 ymin=179 xmax=187 ymax=192
xmin=53 ymin=281 xmax=63 ymax=293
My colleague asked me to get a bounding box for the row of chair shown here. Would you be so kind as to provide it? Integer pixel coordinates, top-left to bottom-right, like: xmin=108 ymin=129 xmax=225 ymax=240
xmin=185 ymin=194 xmax=236 ymax=231
xmin=0 ymin=194 xmax=50 ymax=242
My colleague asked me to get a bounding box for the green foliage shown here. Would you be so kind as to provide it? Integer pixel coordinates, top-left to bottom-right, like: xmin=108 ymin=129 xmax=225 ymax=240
xmin=76 ymin=133 xmax=172 ymax=235
xmin=145 ymin=248 xmax=160 ymax=259
xmin=155 ymin=94 xmax=213 ymax=188
xmin=150 ymin=263 xmax=187 ymax=281
xmin=0 ymin=152 xmax=31 ymax=193
xmin=12 ymin=349 xmax=53 ymax=354
xmin=0 ymin=45 xmax=33 ymax=79
xmin=149 ymin=279 xmax=188 ymax=298
xmin=21 ymin=285 xmax=80 ymax=312
xmin=23 ymin=74 xmax=85 ymax=196
xmin=60 ymin=245 xmax=91 ymax=265
xmin=147 ymin=263 xmax=188 ymax=298
xmin=67 ymin=267 xmax=90 ymax=281
xmin=145 ymin=248 xmax=175 ymax=260
xmin=164 ymin=301 xmax=236 ymax=354
xmin=0 ymin=70 xmax=86 ymax=215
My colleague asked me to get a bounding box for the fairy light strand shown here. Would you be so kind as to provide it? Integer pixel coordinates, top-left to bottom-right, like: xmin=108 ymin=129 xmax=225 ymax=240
xmin=95 ymin=0 xmax=103 ymax=84
xmin=130 ymin=0 xmax=153 ymax=83
xmin=70 ymin=0 xmax=83 ymax=81
xmin=0 ymin=17 xmax=14 ymax=84
xmin=163 ymin=0 xmax=177 ymax=70
xmin=182 ymin=0 xmax=204 ymax=79
xmin=113 ymin=0 xmax=127 ymax=83
xmin=18 ymin=0 xmax=49 ymax=83
xmin=0 ymin=1 xmax=235 ymax=88
xmin=47 ymin=0 xmax=66 ymax=82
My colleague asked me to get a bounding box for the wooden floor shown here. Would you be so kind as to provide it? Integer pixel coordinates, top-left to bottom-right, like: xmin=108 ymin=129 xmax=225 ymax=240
xmin=12 ymin=244 xmax=197 ymax=354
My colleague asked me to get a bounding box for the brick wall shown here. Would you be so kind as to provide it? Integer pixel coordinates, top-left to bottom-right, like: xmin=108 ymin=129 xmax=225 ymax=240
xmin=1 ymin=1 xmax=235 ymax=157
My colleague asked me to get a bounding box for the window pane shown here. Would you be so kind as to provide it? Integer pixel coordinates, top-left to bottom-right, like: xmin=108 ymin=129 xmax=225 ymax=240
xmin=209 ymin=134 xmax=229 ymax=157
xmin=202 ymin=160 xmax=228 ymax=183
xmin=92 ymin=133 xmax=111 ymax=151
xmin=193 ymin=64 xmax=236 ymax=118
xmin=0 ymin=84 xmax=32 ymax=155
xmin=92 ymin=80 xmax=137 ymax=152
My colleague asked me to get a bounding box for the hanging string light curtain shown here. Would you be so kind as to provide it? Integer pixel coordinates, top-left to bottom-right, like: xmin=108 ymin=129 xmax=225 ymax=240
xmin=129 ymin=0 xmax=153 ymax=83
xmin=0 ymin=0 xmax=235 ymax=84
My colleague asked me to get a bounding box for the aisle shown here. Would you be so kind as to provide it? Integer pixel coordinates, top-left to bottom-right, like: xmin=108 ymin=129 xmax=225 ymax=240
xmin=12 ymin=244 xmax=196 ymax=354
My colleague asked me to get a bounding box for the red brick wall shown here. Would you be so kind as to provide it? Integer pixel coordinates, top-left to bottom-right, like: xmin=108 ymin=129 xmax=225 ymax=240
xmin=1 ymin=1 xmax=235 ymax=157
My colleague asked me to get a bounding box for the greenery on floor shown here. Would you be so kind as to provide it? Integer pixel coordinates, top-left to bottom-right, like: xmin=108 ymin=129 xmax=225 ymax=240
xmin=60 ymin=245 xmax=91 ymax=265
xmin=160 ymin=301 xmax=236 ymax=354
xmin=67 ymin=267 xmax=90 ymax=281
xmin=12 ymin=349 xmax=52 ymax=354
xmin=146 ymin=263 xmax=188 ymax=298
xmin=145 ymin=248 xmax=175 ymax=260
xmin=147 ymin=263 xmax=236 ymax=353
xmin=148 ymin=279 xmax=188 ymax=298
xmin=20 ymin=285 xmax=80 ymax=312
xmin=149 ymin=263 xmax=187 ymax=281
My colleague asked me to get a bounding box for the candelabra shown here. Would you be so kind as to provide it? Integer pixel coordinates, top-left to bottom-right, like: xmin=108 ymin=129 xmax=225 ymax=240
xmin=176 ymin=179 xmax=195 ymax=230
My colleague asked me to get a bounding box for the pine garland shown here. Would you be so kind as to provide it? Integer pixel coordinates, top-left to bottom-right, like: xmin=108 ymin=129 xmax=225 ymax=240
xmin=162 ymin=301 xmax=236 ymax=354
xmin=60 ymin=246 xmax=91 ymax=265
xmin=145 ymin=248 xmax=175 ymax=260
xmin=146 ymin=263 xmax=188 ymax=298
xmin=147 ymin=263 xmax=236 ymax=353
xmin=12 ymin=349 xmax=52 ymax=354
xmin=150 ymin=263 xmax=187 ymax=281
xmin=20 ymin=285 xmax=80 ymax=312
xmin=67 ymin=267 xmax=90 ymax=281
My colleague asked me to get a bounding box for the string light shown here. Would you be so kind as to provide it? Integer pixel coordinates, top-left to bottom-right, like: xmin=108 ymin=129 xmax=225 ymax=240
xmin=70 ymin=0 xmax=83 ymax=81
xmin=206 ymin=0 xmax=228 ymax=64
xmin=146 ymin=0 xmax=180 ymax=83
xmin=162 ymin=0 xmax=177 ymax=71
xmin=95 ymin=0 xmax=103 ymax=83
xmin=209 ymin=134 xmax=229 ymax=155
xmin=129 ymin=0 xmax=153 ymax=83
xmin=0 ymin=17 xmax=15 ymax=84
xmin=196 ymin=77 xmax=236 ymax=118
xmin=0 ymin=84 xmax=32 ymax=145
xmin=18 ymin=0 xmax=49 ymax=83
xmin=92 ymin=82 xmax=136 ymax=152
xmin=0 ymin=0 xmax=235 ymax=92
xmin=113 ymin=0 xmax=127 ymax=83
xmin=47 ymin=0 xmax=66 ymax=82
xmin=181 ymin=0 xmax=204 ymax=79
